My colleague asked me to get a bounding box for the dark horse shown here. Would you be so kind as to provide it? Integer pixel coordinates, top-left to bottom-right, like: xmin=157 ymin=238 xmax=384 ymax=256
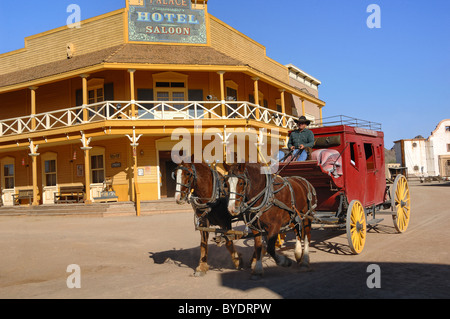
xmin=225 ymin=162 xmax=317 ymax=279
xmin=174 ymin=160 xmax=243 ymax=276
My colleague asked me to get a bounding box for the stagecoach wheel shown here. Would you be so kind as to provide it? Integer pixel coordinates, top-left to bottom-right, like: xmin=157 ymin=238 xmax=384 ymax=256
xmin=391 ymin=175 xmax=411 ymax=233
xmin=346 ymin=200 xmax=367 ymax=255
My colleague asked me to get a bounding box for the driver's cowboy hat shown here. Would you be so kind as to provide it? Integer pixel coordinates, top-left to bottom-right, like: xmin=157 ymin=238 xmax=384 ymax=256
xmin=295 ymin=115 xmax=311 ymax=125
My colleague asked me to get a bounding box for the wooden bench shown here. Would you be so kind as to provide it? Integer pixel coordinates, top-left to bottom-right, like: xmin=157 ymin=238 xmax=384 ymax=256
xmin=13 ymin=189 xmax=34 ymax=206
xmin=54 ymin=186 xmax=85 ymax=204
xmin=93 ymin=177 xmax=118 ymax=203
xmin=94 ymin=191 xmax=119 ymax=203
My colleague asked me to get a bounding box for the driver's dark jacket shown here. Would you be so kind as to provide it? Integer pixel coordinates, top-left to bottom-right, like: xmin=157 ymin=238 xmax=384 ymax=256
xmin=287 ymin=128 xmax=314 ymax=149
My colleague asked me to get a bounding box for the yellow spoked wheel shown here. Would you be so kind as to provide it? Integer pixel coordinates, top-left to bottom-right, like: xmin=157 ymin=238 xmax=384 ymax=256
xmin=346 ymin=200 xmax=367 ymax=255
xmin=391 ymin=175 xmax=411 ymax=233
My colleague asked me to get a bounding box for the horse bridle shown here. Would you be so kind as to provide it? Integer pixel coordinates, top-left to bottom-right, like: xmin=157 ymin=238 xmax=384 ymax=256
xmin=174 ymin=164 xmax=225 ymax=209
xmin=173 ymin=165 xmax=197 ymax=203
xmin=226 ymin=167 xmax=275 ymax=216
xmin=226 ymin=169 xmax=251 ymax=211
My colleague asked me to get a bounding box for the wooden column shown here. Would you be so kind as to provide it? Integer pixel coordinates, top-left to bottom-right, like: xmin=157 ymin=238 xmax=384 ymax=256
xmin=217 ymin=71 xmax=226 ymax=117
xmin=301 ymin=99 xmax=306 ymax=116
xmin=80 ymin=74 xmax=89 ymax=122
xmin=252 ymin=77 xmax=260 ymax=120
xmin=319 ymin=106 xmax=323 ymax=126
xmin=80 ymin=131 xmax=92 ymax=204
xmin=29 ymin=86 xmax=38 ymax=130
xmin=128 ymin=69 xmax=136 ymax=118
xmin=28 ymin=140 xmax=39 ymax=206
xmin=279 ymin=89 xmax=286 ymax=126
xmin=126 ymin=127 xmax=143 ymax=216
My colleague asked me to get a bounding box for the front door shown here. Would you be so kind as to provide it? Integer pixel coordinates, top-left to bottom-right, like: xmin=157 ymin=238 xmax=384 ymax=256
xmin=1 ymin=159 xmax=15 ymax=206
xmin=159 ymin=151 xmax=177 ymax=198
xmin=363 ymin=143 xmax=377 ymax=206
xmin=42 ymin=158 xmax=57 ymax=204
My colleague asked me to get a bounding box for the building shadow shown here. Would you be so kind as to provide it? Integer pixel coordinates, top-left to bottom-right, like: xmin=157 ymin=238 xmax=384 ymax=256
xmin=149 ymin=244 xmax=450 ymax=298
xmin=219 ymin=261 xmax=450 ymax=299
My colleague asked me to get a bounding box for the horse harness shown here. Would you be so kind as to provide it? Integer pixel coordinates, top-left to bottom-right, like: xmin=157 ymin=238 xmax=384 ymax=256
xmin=228 ymin=169 xmax=317 ymax=234
xmin=174 ymin=164 xmax=224 ymax=213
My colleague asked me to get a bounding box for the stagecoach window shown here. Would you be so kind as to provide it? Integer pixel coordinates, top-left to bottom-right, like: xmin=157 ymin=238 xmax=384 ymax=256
xmin=350 ymin=142 xmax=358 ymax=168
xmin=364 ymin=143 xmax=375 ymax=170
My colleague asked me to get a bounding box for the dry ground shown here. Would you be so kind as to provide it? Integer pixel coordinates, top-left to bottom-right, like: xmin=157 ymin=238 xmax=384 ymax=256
xmin=0 ymin=182 xmax=449 ymax=299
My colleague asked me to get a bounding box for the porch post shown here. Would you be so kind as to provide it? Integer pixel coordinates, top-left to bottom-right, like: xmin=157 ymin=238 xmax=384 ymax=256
xmin=80 ymin=74 xmax=90 ymax=122
xmin=80 ymin=131 xmax=92 ymax=204
xmin=217 ymin=71 xmax=226 ymax=117
xmin=29 ymin=86 xmax=38 ymax=130
xmin=128 ymin=69 xmax=136 ymax=118
xmin=279 ymin=89 xmax=286 ymax=126
xmin=126 ymin=127 xmax=143 ymax=216
xmin=252 ymin=77 xmax=260 ymax=120
xmin=319 ymin=106 xmax=323 ymax=125
xmin=302 ymin=99 xmax=306 ymax=116
xmin=28 ymin=140 xmax=40 ymax=206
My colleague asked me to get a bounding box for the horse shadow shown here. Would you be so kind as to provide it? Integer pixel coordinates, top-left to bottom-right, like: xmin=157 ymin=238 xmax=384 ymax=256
xmin=149 ymin=240 xmax=257 ymax=273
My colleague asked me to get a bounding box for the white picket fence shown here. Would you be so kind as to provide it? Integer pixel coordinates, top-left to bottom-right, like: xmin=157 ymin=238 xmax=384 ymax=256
xmin=0 ymin=101 xmax=297 ymax=136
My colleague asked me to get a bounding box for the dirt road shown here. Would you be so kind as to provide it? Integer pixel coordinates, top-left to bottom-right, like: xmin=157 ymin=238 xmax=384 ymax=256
xmin=0 ymin=182 xmax=449 ymax=299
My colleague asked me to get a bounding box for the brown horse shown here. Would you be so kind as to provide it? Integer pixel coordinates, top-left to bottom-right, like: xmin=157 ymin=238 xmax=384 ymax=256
xmin=224 ymin=162 xmax=317 ymax=279
xmin=174 ymin=161 xmax=242 ymax=276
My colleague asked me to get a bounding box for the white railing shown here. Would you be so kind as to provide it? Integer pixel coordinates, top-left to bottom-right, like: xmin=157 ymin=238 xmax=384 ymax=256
xmin=0 ymin=101 xmax=297 ymax=137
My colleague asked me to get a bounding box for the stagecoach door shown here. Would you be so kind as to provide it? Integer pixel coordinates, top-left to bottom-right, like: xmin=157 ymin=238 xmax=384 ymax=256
xmin=363 ymin=143 xmax=377 ymax=205
xmin=159 ymin=151 xmax=177 ymax=198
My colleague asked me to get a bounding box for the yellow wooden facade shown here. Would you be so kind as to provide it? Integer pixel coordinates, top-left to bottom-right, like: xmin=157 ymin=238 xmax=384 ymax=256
xmin=0 ymin=1 xmax=326 ymax=212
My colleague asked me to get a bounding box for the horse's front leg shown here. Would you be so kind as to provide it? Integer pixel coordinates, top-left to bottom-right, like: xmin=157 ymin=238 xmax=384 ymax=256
xmin=267 ymin=233 xmax=292 ymax=268
xmin=300 ymin=219 xmax=312 ymax=270
xmin=225 ymin=238 xmax=243 ymax=270
xmin=294 ymin=219 xmax=312 ymax=271
xmin=250 ymin=232 xmax=264 ymax=280
xmin=194 ymin=229 xmax=210 ymax=277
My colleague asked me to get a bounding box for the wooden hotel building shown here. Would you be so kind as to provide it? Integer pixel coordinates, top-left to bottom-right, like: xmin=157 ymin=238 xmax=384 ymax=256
xmin=0 ymin=0 xmax=325 ymax=213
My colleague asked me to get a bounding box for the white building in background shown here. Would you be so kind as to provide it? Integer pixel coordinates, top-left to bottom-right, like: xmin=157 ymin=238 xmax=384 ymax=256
xmin=394 ymin=119 xmax=450 ymax=178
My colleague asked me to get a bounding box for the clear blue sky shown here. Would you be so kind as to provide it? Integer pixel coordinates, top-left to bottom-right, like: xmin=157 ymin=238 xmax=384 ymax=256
xmin=1 ymin=0 xmax=449 ymax=148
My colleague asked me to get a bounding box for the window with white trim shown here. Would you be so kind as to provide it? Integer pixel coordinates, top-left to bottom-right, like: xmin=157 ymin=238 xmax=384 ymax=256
xmin=3 ymin=164 xmax=14 ymax=189
xmin=91 ymin=155 xmax=105 ymax=184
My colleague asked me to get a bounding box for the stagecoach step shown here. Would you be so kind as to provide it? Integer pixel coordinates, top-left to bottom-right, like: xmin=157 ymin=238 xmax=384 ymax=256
xmin=314 ymin=215 xmax=340 ymax=224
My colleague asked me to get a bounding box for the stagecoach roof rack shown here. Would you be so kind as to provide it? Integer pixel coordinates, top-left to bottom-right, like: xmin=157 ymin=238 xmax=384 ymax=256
xmin=313 ymin=115 xmax=382 ymax=131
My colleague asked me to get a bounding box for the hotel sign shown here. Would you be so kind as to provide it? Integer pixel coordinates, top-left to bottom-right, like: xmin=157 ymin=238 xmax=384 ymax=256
xmin=128 ymin=0 xmax=207 ymax=44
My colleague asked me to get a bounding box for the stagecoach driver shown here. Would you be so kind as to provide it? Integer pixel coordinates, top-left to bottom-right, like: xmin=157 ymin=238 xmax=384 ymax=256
xmin=287 ymin=116 xmax=314 ymax=161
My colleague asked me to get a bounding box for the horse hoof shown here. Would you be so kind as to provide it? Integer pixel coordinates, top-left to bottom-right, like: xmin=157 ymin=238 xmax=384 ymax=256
xmin=194 ymin=271 xmax=207 ymax=277
xmin=277 ymin=256 xmax=293 ymax=268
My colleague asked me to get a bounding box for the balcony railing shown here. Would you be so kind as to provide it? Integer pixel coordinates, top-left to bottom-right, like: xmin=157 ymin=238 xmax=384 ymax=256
xmin=0 ymin=101 xmax=298 ymax=137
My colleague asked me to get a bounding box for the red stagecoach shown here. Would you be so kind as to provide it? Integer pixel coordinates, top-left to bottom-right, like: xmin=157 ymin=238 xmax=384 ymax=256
xmin=278 ymin=116 xmax=411 ymax=254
